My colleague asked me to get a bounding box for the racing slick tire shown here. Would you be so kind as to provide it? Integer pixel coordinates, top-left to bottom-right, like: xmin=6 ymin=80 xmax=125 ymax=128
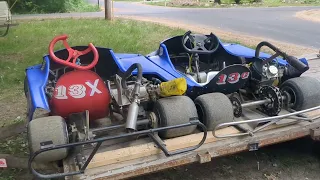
xmin=194 ymin=92 xmax=234 ymax=130
xmin=28 ymin=116 xmax=69 ymax=163
xmin=153 ymin=96 xmax=198 ymax=139
xmin=280 ymin=76 xmax=320 ymax=111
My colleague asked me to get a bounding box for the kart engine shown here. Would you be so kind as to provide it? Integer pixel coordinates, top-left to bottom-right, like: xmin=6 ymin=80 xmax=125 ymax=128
xmin=107 ymin=71 xmax=187 ymax=132
xmin=250 ymin=59 xmax=285 ymax=87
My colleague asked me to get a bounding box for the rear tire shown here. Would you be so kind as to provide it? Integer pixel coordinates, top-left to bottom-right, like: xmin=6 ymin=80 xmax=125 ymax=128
xmin=28 ymin=116 xmax=69 ymax=163
xmin=194 ymin=93 xmax=234 ymax=130
xmin=154 ymin=96 xmax=198 ymax=139
xmin=280 ymin=76 xmax=320 ymax=111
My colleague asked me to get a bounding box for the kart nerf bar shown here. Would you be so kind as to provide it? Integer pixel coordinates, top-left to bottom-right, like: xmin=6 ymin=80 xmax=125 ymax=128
xmin=213 ymin=105 xmax=320 ymax=138
xmin=29 ymin=119 xmax=207 ymax=179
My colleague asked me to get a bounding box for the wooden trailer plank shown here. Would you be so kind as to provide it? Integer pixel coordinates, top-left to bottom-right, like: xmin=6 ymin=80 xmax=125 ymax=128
xmin=61 ymin=109 xmax=320 ymax=180
xmin=86 ymin=109 xmax=320 ymax=169
xmin=75 ymin=118 xmax=320 ymax=180
xmin=87 ymin=127 xmax=239 ymax=169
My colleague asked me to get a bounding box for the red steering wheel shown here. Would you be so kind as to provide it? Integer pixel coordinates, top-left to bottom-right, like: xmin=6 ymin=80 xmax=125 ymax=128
xmin=48 ymin=35 xmax=99 ymax=70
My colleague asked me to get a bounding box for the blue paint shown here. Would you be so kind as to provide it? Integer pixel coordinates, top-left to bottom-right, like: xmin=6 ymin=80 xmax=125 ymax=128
xmin=26 ymin=56 xmax=50 ymax=121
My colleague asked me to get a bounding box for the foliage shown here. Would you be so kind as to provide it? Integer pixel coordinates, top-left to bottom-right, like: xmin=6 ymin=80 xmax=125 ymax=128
xmin=6 ymin=0 xmax=99 ymax=14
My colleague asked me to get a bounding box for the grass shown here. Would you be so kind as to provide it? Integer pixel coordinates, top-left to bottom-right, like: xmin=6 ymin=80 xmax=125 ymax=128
xmin=0 ymin=133 xmax=28 ymax=156
xmin=143 ymin=0 xmax=320 ymax=8
xmin=0 ymin=168 xmax=27 ymax=180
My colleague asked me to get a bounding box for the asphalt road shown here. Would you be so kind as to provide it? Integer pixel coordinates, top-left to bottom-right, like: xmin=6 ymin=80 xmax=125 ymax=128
xmin=88 ymin=0 xmax=320 ymax=48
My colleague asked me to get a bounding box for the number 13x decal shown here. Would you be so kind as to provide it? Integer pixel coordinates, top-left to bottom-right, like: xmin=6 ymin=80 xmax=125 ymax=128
xmin=54 ymin=79 xmax=102 ymax=99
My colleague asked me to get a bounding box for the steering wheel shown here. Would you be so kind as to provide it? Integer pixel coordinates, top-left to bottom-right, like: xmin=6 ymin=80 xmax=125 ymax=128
xmin=182 ymin=31 xmax=219 ymax=54
xmin=48 ymin=35 xmax=99 ymax=70
xmin=255 ymin=41 xmax=308 ymax=72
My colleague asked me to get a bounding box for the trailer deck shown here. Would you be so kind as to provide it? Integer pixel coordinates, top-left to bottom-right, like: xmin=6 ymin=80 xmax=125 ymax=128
xmin=62 ymin=106 xmax=320 ymax=180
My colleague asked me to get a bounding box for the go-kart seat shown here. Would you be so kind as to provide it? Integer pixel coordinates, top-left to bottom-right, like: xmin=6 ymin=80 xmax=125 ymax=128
xmin=186 ymin=71 xmax=219 ymax=86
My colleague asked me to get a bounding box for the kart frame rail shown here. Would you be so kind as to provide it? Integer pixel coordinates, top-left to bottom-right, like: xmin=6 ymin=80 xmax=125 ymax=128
xmin=29 ymin=119 xmax=207 ymax=179
xmin=213 ymin=105 xmax=320 ymax=138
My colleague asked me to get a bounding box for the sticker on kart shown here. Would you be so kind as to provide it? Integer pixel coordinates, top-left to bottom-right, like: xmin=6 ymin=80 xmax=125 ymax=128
xmin=205 ymin=64 xmax=250 ymax=94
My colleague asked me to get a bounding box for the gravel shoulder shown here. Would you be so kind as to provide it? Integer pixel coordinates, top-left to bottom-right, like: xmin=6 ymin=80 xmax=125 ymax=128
xmin=295 ymin=9 xmax=320 ymax=23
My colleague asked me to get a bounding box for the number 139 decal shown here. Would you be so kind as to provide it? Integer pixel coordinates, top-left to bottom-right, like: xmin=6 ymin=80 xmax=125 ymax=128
xmin=54 ymin=79 xmax=102 ymax=99
xmin=217 ymin=72 xmax=250 ymax=85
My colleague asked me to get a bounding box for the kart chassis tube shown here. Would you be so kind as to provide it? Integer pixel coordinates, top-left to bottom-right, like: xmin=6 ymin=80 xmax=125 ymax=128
xmin=91 ymin=119 xmax=150 ymax=133
xmin=240 ymin=99 xmax=272 ymax=108
xmin=213 ymin=105 xmax=320 ymax=138
xmin=29 ymin=119 xmax=207 ymax=179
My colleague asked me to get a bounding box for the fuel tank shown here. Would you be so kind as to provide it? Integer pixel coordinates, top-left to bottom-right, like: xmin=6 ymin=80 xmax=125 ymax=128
xmin=50 ymin=70 xmax=111 ymax=121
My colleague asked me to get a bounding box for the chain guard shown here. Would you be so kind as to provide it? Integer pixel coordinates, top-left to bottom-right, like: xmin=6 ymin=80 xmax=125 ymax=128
xmin=258 ymin=86 xmax=283 ymax=116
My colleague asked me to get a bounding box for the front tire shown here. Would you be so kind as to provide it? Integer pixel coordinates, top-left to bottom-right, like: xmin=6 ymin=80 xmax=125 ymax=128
xmin=28 ymin=116 xmax=69 ymax=163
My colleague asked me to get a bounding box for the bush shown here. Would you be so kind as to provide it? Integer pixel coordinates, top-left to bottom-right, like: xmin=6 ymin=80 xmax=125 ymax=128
xmin=7 ymin=0 xmax=98 ymax=14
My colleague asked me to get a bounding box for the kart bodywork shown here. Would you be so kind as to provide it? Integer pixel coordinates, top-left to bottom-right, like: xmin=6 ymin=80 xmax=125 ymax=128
xmin=25 ymin=32 xmax=320 ymax=179
xmin=26 ymin=34 xmax=309 ymax=120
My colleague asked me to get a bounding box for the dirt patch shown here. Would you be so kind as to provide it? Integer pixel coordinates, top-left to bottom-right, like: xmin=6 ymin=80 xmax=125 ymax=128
xmin=1 ymin=54 xmax=24 ymax=62
xmin=118 ymin=15 xmax=318 ymax=57
xmin=295 ymin=9 xmax=320 ymax=23
xmin=0 ymin=93 xmax=27 ymax=127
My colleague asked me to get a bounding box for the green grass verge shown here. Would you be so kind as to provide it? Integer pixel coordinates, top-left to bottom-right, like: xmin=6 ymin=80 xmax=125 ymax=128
xmin=144 ymin=0 xmax=320 ymax=8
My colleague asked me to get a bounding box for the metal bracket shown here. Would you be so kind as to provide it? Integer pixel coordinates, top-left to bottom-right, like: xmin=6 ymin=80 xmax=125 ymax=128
xmin=40 ymin=141 xmax=54 ymax=149
xmin=248 ymin=141 xmax=259 ymax=151
xmin=310 ymin=127 xmax=320 ymax=141
xmin=150 ymin=132 xmax=166 ymax=148
xmin=197 ymin=151 xmax=212 ymax=164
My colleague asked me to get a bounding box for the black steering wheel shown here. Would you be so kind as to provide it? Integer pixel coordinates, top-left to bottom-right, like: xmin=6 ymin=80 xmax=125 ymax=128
xmin=255 ymin=41 xmax=308 ymax=72
xmin=182 ymin=31 xmax=219 ymax=54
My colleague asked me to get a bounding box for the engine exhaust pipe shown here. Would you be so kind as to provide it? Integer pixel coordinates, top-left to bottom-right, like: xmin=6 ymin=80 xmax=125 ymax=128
xmin=125 ymin=101 xmax=139 ymax=132
xmin=122 ymin=63 xmax=143 ymax=132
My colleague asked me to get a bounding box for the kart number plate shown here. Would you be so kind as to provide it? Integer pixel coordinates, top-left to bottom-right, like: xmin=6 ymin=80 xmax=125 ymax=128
xmin=217 ymin=72 xmax=250 ymax=85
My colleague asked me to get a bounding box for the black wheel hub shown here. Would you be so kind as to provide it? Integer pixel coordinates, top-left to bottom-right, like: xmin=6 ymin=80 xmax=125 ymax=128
xmin=259 ymin=86 xmax=283 ymax=116
xmin=229 ymin=93 xmax=242 ymax=118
